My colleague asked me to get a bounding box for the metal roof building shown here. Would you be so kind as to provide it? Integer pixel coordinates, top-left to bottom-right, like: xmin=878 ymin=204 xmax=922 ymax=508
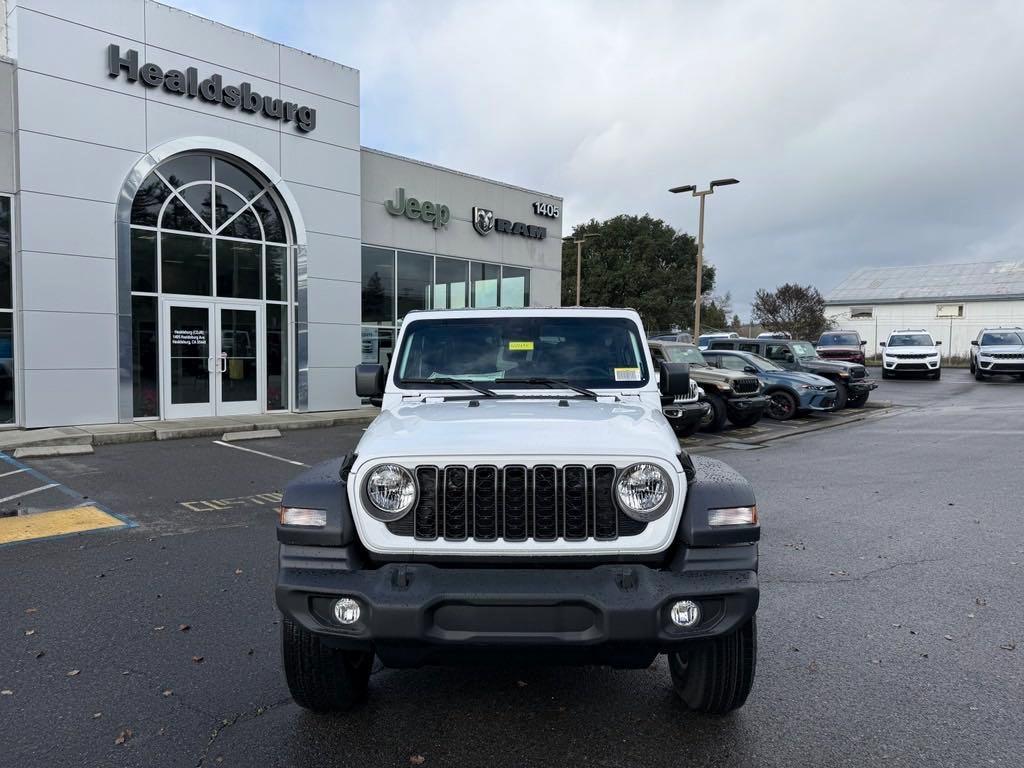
xmin=826 ymin=261 xmax=1024 ymax=304
xmin=825 ymin=261 xmax=1024 ymax=358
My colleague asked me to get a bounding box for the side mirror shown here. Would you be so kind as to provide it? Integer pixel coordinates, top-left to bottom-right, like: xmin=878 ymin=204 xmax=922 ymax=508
xmin=879 ymin=342 xmax=886 ymax=348
xmin=935 ymin=340 xmax=942 ymax=346
xmin=971 ymin=340 xmax=979 ymax=346
xmin=744 ymin=365 xmax=758 ymax=374
xmin=355 ymin=363 xmax=386 ymax=399
xmin=860 ymin=340 xmax=867 ymax=345
xmin=659 ymin=361 xmax=690 ymax=397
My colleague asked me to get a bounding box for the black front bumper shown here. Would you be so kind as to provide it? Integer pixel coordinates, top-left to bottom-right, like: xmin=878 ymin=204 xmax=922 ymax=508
xmin=277 ymin=560 xmax=758 ymax=668
xmin=847 ymin=378 xmax=878 ymax=394
xmin=663 ymin=400 xmax=711 ymax=429
xmin=726 ymin=394 xmax=768 ymax=414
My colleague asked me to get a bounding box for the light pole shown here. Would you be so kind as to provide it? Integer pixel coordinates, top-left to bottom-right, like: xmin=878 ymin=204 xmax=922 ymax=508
xmin=669 ymin=178 xmax=739 ymax=338
xmin=563 ymin=233 xmax=601 ymax=307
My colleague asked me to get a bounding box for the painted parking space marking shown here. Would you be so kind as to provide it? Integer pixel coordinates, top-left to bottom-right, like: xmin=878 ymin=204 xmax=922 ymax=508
xmin=179 ymin=491 xmax=283 ymax=512
xmin=212 ymin=440 xmax=309 ymax=467
xmin=0 ymin=452 xmax=135 ymax=546
xmin=0 ymin=483 xmax=61 ymax=505
xmin=0 ymin=505 xmax=125 ymax=545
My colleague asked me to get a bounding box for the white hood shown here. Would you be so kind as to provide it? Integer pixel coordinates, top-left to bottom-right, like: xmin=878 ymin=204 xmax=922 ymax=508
xmin=356 ymin=398 xmax=681 ymax=462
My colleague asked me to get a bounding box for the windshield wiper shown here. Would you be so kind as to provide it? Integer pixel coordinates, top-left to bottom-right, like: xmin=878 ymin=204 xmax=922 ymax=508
xmin=500 ymin=377 xmax=599 ymax=399
xmin=400 ymin=377 xmax=496 ymax=398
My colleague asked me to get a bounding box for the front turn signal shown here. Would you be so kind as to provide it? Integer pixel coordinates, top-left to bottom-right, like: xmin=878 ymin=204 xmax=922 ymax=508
xmin=708 ymin=505 xmax=758 ymax=527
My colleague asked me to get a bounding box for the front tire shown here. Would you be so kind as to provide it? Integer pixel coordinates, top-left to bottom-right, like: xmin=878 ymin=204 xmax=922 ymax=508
xmin=283 ymin=618 xmax=373 ymax=712
xmin=699 ymin=393 xmax=729 ymax=433
xmin=975 ymin=368 xmax=987 ymax=381
xmin=930 ymin=368 xmax=941 ymax=380
xmin=765 ymin=390 xmax=798 ymax=420
xmin=669 ymin=617 xmax=757 ymax=715
xmin=881 ymin=369 xmax=893 ymax=379
xmin=846 ymin=392 xmax=869 ymax=408
xmin=832 ymin=381 xmax=849 ymax=409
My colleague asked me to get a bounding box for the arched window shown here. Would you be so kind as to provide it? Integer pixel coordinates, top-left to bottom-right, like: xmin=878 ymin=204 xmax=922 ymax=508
xmin=129 ymin=153 xmax=294 ymax=418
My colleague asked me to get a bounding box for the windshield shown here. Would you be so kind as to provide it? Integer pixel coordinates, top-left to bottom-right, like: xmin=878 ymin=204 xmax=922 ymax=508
xmin=790 ymin=342 xmax=818 ymax=359
xmin=819 ymin=333 xmax=859 ymax=346
xmin=395 ymin=317 xmax=650 ymax=389
xmin=888 ymin=334 xmax=933 ymax=347
xmin=981 ymin=331 xmax=1024 ymax=346
xmin=662 ymin=346 xmax=707 ymax=366
xmin=747 ymin=353 xmax=783 ymax=371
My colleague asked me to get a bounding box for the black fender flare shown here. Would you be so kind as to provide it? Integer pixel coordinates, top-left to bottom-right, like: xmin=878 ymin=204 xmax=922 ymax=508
xmin=277 ymin=455 xmax=357 ymax=546
xmin=677 ymin=455 xmax=759 ymax=547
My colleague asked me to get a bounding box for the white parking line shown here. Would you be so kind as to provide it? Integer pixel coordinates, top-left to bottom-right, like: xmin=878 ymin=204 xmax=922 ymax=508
xmin=213 ymin=440 xmax=309 ymax=467
xmin=0 ymin=483 xmax=60 ymax=504
xmin=0 ymin=468 xmax=28 ymax=479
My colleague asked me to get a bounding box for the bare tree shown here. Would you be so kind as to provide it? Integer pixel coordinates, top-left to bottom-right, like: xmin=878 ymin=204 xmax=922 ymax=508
xmin=750 ymin=283 xmax=831 ymax=341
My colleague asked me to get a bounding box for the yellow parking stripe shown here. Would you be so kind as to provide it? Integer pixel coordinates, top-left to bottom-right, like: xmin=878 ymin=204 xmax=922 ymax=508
xmin=0 ymin=505 xmax=125 ymax=545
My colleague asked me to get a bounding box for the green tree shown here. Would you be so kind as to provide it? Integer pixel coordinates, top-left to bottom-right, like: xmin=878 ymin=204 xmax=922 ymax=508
xmin=561 ymin=215 xmax=715 ymax=333
xmin=750 ymin=283 xmax=831 ymax=341
xmin=731 ymin=314 xmax=743 ymax=331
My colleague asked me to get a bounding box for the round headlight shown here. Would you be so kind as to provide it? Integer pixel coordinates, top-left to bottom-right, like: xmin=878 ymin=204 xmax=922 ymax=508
xmin=364 ymin=464 xmax=416 ymax=520
xmin=615 ymin=463 xmax=672 ymax=521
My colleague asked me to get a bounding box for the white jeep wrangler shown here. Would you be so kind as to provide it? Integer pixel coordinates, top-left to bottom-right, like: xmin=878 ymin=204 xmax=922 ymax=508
xmin=276 ymin=307 xmax=760 ymax=715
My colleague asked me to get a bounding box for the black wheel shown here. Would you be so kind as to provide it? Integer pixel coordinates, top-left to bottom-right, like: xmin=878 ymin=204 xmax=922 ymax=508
xmin=765 ymin=390 xmax=798 ymax=421
xmin=881 ymin=369 xmax=893 ymax=380
xmin=975 ymin=368 xmax=987 ymax=381
xmin=672 ymin=420 xmax=701 ymax=438
xmin=969 ymin=359 xmax=976 ymax=374
xmin=669 ymin=617 xmax=757 ymax=715
xmin=282 ymin=618 xmax=373 ymax=712
xmin=832 ymin=381 xmax=849 ymax=409
xmin=728 ymin=411 xmax=762 ymax=428
xmin=699 ymin=393 xmax=728 ymax=433
xmin=846 ymin=392 xmax=869 ymax=409
xmin=930 ymin=368 xmax=941 ymax=380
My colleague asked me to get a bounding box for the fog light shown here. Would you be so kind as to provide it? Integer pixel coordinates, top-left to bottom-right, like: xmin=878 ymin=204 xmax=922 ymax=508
xmin=333 ymin=597 xmax=361 ymax=625
xmin=670 ymin=600 xmax=701 ymax=628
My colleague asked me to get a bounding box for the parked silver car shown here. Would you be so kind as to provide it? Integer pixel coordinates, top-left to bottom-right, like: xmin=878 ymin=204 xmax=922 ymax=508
xmin=970 ymin=327 xmax=1024 ymax=380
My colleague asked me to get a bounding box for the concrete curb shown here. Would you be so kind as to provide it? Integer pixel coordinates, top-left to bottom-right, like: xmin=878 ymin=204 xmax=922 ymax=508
xmin=0 ymin=410 xmax=379 ymax=452
xmin=221 ymin=429 xmax=282 ymax=442
xmin=13 ymin=445 xmax=95 ymax=459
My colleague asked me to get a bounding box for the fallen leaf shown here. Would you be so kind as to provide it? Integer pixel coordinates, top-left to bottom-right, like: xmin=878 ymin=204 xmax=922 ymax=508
xmin=92 ymin=712 xmax=102 ymax=719
xmin=114 ymin=728 xmax=132 ymax=746
xmin=969 ymin=706 xmax=978 ymax=711
xmin=67 ymin=669 xmax=81 ymax=677
xmin=24 ymin=629 xmax=35 ymax=636
xmin=179 ymin=624 xmax=190 ymax=632
xmin=871 ymin=659 xmax=880 ymax=664
xmin=919 ymin=652 xmax=929 ymax=658
xmin=410 ymin=756 xmax=426 ymax=766
xmin=154 ymin=626 xmax=166 ymax=631
xmin=967 ymin=613 xmax=975 ymax=619
xmin=192 ymin=656 xmax=204 ymax=664
xmin=516 ymin=680 xmax=528 ymax=688
xmin=25 ymin=608 xmax=37 ymax=614
xmin=0 ymin=690 xmax=12 ymax=696
xmin=234 ymin=569 xmax=243 ymax=575
xmin=33 ymin=650 xmax=45 ymax=659
xmin=944 ymin=635 xmax=954 ymax=641
xmin=999 ymin=642 xmax=1016 ymax=651
xmin=975 ymin=597 xmax=987 ymax=606
xmin=246 ymin=648 xmax=254 ymax=656
xmin=815 ymin=614 xmax=825 ymax=620
xmin=162 ymin=689 xmax=173 ymax=697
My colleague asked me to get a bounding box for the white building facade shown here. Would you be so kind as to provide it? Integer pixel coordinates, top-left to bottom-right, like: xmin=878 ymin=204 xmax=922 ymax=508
xmin=825 ymin=261 xmax=1024 ymax=358
xmin=0 ymin=0 xmax=562 ymax=428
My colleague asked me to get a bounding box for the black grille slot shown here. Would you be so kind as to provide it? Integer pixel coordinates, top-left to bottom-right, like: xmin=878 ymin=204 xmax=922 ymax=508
xmin=533 ymin=466 xmax=559 ymax=541
xmin=396 ymin=464 xmax=650 ymax=543
xmin=592 ymin=466 xmax=617 ymax=540
xmin=443 ymin=467 xmax=469 ymax=540
xmin=503 ymin=466 xmax=528 ymax=541
xmin=415 ymin=467 xmax=439 ymax=540
xmin=850 ymin=366 xmax=867 ymax=378
xmin=472 ymin=466 xmax=498 ymax=541
xmin=733 ymin=377 xmax=759 ymax=394
xmin=563 ymin=465 xmax=589 ymax=540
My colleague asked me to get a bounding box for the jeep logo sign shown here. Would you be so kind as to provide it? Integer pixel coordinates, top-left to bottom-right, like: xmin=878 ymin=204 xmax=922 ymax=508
xmin=384 ymin=188 xmax=451 ymax=230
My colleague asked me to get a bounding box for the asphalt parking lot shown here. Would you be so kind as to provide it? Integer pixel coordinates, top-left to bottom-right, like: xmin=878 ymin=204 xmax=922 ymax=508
xmin=2 ymin=368 xmax=1022 ymax=767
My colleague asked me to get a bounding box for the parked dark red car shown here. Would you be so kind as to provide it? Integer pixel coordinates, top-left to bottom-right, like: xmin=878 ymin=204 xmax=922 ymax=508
xmin=816 ymin=331 xmax=867 ymax=365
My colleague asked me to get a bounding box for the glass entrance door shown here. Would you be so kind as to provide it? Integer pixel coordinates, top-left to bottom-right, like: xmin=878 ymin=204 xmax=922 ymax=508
xmin=161 ymin=300 xmax=264 ymax=419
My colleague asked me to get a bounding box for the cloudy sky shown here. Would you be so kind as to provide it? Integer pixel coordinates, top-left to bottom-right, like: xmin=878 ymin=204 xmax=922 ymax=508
xmin=176 ymin=0 xmax=1024 ymax=317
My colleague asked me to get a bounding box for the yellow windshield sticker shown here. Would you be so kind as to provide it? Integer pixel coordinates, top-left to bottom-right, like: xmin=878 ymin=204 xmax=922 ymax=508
xmin=508 ymin=341 xmax=535 ymax=351
xmin=614 ymin=367 xmax=641 ymax=381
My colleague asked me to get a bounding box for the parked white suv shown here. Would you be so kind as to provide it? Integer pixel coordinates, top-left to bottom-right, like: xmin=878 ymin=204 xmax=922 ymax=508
xmin=880 ymin=329 xmax=942 ymax=379
xmin=696 ymin=331 xmax=739 ymax=350
xmin=970 ymin=327 xmax=1024 ymax=381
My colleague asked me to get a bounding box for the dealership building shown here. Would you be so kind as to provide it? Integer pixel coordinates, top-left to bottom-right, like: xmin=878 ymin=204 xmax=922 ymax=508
xmin=0 ymin=0 xmax=563 ymax=429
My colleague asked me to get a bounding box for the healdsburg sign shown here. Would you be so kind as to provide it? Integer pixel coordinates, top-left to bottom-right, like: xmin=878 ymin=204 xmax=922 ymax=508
xmin=106 ymin=44 xmax=318 ymax=133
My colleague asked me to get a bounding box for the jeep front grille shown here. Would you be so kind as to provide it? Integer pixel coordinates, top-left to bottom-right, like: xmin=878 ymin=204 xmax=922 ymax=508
xmin=732 ymin=377 xmax=759 ymax=394
xmin=385 ymin=465 xmax=647 ymax=542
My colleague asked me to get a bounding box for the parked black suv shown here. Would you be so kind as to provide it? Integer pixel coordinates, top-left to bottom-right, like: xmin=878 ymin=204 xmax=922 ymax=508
xmin=707 ymin=338 xmax=876 ymax=409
